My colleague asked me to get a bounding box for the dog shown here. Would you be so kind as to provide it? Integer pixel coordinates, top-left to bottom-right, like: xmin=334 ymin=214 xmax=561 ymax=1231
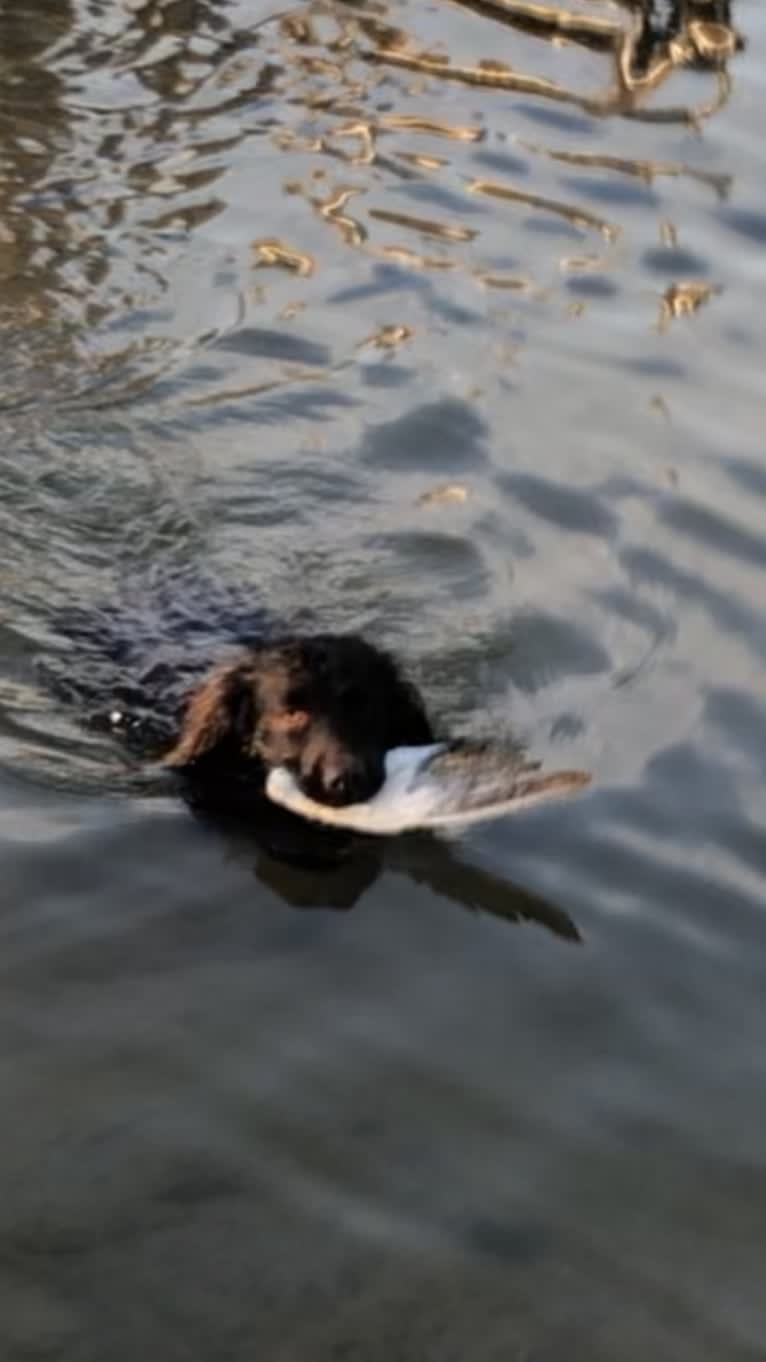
xmin=162 ymin=634 xmax=435 ymax=810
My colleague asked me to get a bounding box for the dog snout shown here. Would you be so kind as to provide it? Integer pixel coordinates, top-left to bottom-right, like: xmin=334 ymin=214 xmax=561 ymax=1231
xmin=303 ymin=750 xmax=384 ymax=807
xmin=325 ymin=769 xmax=355 ymax=805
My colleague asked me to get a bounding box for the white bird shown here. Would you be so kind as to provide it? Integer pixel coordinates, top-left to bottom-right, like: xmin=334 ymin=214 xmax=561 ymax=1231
xmin=266 ymin=741 xmax=590 ymax=836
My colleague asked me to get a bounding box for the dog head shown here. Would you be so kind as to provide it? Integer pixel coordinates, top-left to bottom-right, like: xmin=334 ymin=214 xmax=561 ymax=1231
xmin=163 ymin=635 xmax=433 ymax=806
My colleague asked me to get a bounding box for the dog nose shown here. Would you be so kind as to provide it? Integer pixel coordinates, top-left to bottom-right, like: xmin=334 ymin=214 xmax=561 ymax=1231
xmin=300 ymin=759 xmax=352 ymax=807
xmin=300 ymin=748 xmax=384 ymax=807
xmin=315 ymin=758 xmax=378 ymax=807
xmin=326 ymin=771 xmax=352 ymax=804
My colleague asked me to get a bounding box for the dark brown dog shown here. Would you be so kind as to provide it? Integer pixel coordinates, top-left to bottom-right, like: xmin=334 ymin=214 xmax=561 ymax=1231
xmin=163 ymin=635 xmax=434 ymax=807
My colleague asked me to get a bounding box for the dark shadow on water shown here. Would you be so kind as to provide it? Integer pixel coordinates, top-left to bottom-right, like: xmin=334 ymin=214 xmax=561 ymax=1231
xmin=565 ymin=274 xmax=620 ymax=300
xmin=188 ymin=794 xmax=582 ymax=943
xmin=359 ymin=398 xmax=489 ymax=473
xmin=642 ymin=245 xmax=711 ymax=277
xmin=212 ymin=327 xmax=332 ymax=367
xmin=499 ymin=471 xmax=619 ymax=538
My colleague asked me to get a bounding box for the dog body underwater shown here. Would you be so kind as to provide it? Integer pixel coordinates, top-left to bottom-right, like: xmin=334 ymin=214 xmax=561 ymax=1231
xmin=40 ymin=576 xmax=435 ymax=835
xmin=42 ymin=573 xmax=588 ymax=865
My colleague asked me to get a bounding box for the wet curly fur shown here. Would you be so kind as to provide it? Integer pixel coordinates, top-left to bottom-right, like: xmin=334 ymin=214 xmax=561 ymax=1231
xmin=40 ymin=582 xmax=435 ymax=864
xmin=163 ymin=634 xmax=435 ymax=809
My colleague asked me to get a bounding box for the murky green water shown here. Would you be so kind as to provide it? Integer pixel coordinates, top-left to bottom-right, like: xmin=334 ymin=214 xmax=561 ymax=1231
xmin=2 ymin=3 xmax=766 ymax=1358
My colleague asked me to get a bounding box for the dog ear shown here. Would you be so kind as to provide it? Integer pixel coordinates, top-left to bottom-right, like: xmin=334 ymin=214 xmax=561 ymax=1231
xmin=162 ymin=661 xmax=255 ymax=768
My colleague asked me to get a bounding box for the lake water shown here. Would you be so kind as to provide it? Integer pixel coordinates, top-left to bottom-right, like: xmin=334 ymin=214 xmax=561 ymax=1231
xmin=1 ymin=3 xmax=766 ymax=1359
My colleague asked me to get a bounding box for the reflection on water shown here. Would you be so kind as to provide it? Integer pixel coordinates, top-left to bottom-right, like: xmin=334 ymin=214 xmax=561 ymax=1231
xmin=2 ymin=2 xmax=766 ymax=1360
xmin=369 ymin=0 xmax=741 ymax=123
xmin=204 ymin=798 xmax=581 ymax=938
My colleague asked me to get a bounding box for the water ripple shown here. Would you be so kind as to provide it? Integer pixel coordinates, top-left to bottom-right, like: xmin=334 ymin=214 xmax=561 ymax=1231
xmin=0 ymin=3 xmax=764 ymax=1358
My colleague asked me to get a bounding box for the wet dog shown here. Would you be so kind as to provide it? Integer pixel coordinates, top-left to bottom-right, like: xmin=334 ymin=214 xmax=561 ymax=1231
xmin=40 ymin=582 xmax=435 ymax=866
xmin=162 ymin=634 xmax=435 ymax=810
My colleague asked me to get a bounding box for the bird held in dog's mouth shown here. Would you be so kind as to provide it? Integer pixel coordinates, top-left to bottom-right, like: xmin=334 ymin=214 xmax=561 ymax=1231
xmin=265 ymin=740 xmax=591 ymax=836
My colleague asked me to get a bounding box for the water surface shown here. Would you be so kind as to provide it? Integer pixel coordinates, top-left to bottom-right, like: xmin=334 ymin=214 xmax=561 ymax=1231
xmin=1 ymin=3 xmax=766 ymax=1358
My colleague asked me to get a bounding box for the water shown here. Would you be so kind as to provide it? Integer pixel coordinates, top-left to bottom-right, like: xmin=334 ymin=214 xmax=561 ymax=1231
xmin=1 ymin=2 xmax=765 ymax=1357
